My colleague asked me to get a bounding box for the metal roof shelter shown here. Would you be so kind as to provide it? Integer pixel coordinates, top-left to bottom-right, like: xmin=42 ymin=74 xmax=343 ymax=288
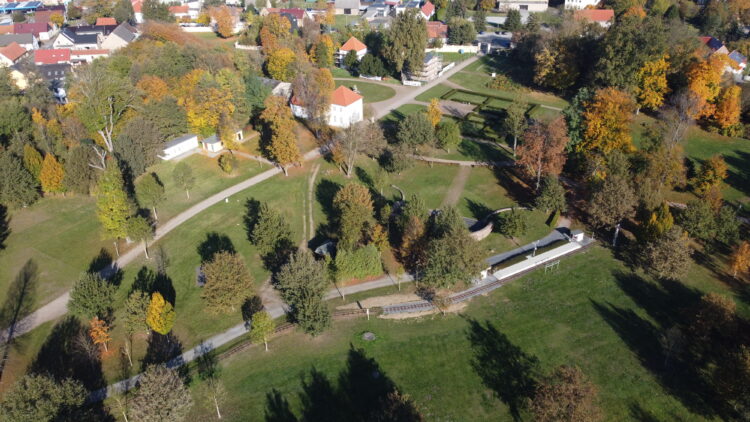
xmin=0 ymin=2 xmax=43 ymax=13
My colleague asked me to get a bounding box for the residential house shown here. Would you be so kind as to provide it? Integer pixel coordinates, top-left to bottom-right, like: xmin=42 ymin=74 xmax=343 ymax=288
xmin=699 ymin=36 xmax=749 ymax=79
xmin=67 ymin=24 xmax=118 ymax=37
xmin=426 ymin=21 xmax=448 ymax=43
xmin=95 ymin=17 xmax=117 ymax=26
xmin=70 ymin=49 xmax=110 ymax=63
xmin=396 ymin=0 xmax=435 ymax=19
xmin=0 ymin=33 xmax=37 ymax=50
xmin=132 ymin=0 xmax=144 ymax=24
xmin=420 ymin=1 xmax=435 ymax=19
xmin=159 ymin=134 xmax=200 ymax=160
xmin=337 ymin=36 xmax=367 ymax=66
xmin=34 ymin=48 xmax=70 ymax=65
xmin=259 ymin=77 xmax=292 ymax=98
xmin=0 ymin=1 xmax=43 ymax=14
xmin=169 ymin=4 xmax=192 ymax=20
xmin=494 ymin=0 xmax=548 ymax=12
xmin=201 ymin=134 xmax=224 ymax=153
xmin=100 ymin=22 xmax=137 ymax=51
xmin=564 ymin=0 xmax=600 ymax=9
xmin=699 ymin=36 xmax=730 ymax=55
xmin=573 ymin=9 xmax=614 ymax=28
xmin=0 ymin=42 xmax=26 ymax=66
xmin=14 ymin=21 xmax=55 ymax=41
xmin=334 ymin=0 xmax=361 ymax=15
xmin=31 ymin=10 xmax=63 ymax=26
xmin=38 ymin=62 xmax=70 ymax=83
xmin=290 ymin=85 xmax=364 ymax=128
xmin=52 ymin=28 xmax=101 ymax=49
xmin=405 ymin=52 xmax=442 ymax=82
xmin=363 ymin=1 xmax=390 ymax=21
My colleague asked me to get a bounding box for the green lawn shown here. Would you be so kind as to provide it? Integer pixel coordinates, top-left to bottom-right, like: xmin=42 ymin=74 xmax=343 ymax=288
xmin=185 ymin=246 xmax=735 ymax=421
xmin=421 ymin=139 xmax=511 ymax=163
xmin=433 ymin=52 xmax=476 ymax=64
xmin=414 ymin=83 xmax=453 ymax=102
xmin=334 ymin=80 xmax=395 ymax=103
xmin=380 ymin=104 xmax=427 ymax=125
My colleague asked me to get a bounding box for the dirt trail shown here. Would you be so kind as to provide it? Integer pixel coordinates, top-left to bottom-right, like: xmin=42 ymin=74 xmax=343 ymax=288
xmin=442 ymin=166 xmax=471 ymax=206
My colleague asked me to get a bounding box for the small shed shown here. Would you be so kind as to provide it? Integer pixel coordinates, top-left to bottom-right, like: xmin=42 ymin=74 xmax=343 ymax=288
xmin=202 ymin=135 xmax=224 ymax=153
xmin=570 ymin=229 xmax=584 ymax=242
xmin=160 ymin=134 xmax=199 ymax=160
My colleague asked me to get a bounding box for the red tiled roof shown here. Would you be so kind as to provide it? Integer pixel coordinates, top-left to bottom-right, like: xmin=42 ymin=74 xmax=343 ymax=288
xmin=34 ymin=48 xmax=70 ymax=64
xmin=33 ymin=10 xmax=59 ymax=24
xmin=279 ymin=8 xmax=305 ymax=19
xmin=0 ymin=26 xmax=13 ymax=35
xmin=132 ymin=0 xmax=142 ymax=13
xmin=331 ymin=85 xmax=362 ymax=107
xmin=426 ymin=21 xmax=447 ymax=39
xmin=71 ymin=49 xmax=109 ymax=55
xmin=421 ymin=1 xmax=434 ymax=17
xmin=169 ymin=5 xmax=189 ymax=13
xmin=13 ymin=22 xmax=50 ymax=36
xmin=96 ymin=17 xmax=117 ymax=26
xmin=574 ymin=9 xmax=614 ymax=22
xmin=0 ymin=42 xmax=26 ymax=62
xmin=340 ymin=36 xmax=366 ymax=52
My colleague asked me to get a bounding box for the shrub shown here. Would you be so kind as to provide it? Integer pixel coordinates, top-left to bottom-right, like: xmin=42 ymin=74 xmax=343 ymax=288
xmin=497 ymin=210 xmax=527 ymax=238
xmin=334 ymin=244 xmax=382 ymax=281
xmin=218 ymin=153 xmax=236 ymax=174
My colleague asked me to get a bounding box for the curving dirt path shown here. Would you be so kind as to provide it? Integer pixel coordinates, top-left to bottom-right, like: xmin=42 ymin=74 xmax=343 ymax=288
xmin=442 ymin=166 xmax=471 ymax=206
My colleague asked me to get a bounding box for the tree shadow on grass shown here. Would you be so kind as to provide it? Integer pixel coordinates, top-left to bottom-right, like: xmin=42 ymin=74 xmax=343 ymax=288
xmin=465 ymin=198 xmax=494 ymax=221
xmin=141 ymin=332 xmax=184 ymax=371
xmin=130 ymin=266 xmax=176 ymax=306
xmin=314 ymin=179 xmax=342 ymax=242
xmin=0 ymin=259 xmax=38 ymax=383
xmin=243 ymin=198 xmax=262 ymax=243
xmin=88 ymin=248 xmax=123 ymax=286
xmin=265 ymin=346 xmax=421 ymax=422
xmin=466 ymin=319 xmax=539 ymax=421
xmin=197 ymin=232 xmax=236 ymax=263
xmin=724 ymin=150 xmax=750 ymax=201
xmin=591 ymin=270 xmax=725 ymax=420
xmin=0 ymin=204 xmax=9 ymax=250
xmin=491 ymin=166 xmax=534 ymax=207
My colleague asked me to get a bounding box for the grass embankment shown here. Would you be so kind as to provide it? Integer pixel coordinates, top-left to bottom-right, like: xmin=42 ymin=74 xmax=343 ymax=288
xmin=185 ymin=246 xmax=743 ymax=421
xmin=334 ymin=80 xmax=396 ymax=103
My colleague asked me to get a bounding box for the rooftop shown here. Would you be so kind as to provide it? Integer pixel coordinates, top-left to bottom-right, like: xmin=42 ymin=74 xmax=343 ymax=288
xmin=340 ymin=36 xmax=367 ymax=51
xmin=574 ymin=8 xmax=615 ymax=22
xmin=331 ymin=85 xmax=363 ymax=107
xmin=34 ymin=48 xmax=70 ymax=64
xmin=0 ymin=42 xmax=25 ymax=61
xmin=95 ymin=17 xmax=117 ymax=26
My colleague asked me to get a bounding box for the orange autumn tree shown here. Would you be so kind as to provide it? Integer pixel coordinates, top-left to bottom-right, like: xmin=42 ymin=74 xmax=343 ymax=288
xmin=579 ymin=87 xmax=636 ymax=156
xmin=729 ymin=241 xmax=750 ymax=278
xmin=517 ymin=117 xmax=569 ymax=190
xmin=634 ymin=55 xmax=670 ymax=111
xmin=89 ymin=317 xmax=111 ymax=353
xmin=177 ymin=70 xmax=235 ymax=136
xmin=211 ymin=6 xmax=235 ymax=38
xmin=136 ymin=75 xmax=169 ymax=104
xmin=260 ymin=96 xmax=300 ymax=175
xmin=712 ymin=85 xmax=742 ymax=136
xmin=686 ymin=54 xmax=728 ymax=117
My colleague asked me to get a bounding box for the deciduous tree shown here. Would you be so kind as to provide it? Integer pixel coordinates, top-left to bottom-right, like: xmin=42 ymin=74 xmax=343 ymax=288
xmin=313 ymin=35 xmax=335 ymax=68
xmin=382 ymin=9 xmax=427 ymax=74
xmin=421 ymin=207 xmax=483 ymax=288
xmin=96 ymin=163 xmax=135 ymax=252
xmin=634 ymin=55 xmax=670 ymax=111
xmin=88 ymin=316 xmax=111 ymax=353
xmin=22 ymin=144 xmax=43 ymax=180
xmin=68 ymin=272 xmax=116 ymax=320
xmin=641 ymin=226 xmax=691 ymax=280
xmin=712 ymin=85 xmax=741 ymax=135
xmin=427 ymin=98 xmax=442 ymax=127
xmin=260 ymin=96 xmax=300 ymax=175
xmin=39 ymin=153 xmax=65 ymax=194
xmin=531 ymin=366 xmax=602 ymax=422
xmin=692 ymin=155 xmax=727 ymax=196
xmin=729 ymin=241 xmax=750 ymax=278
xmin=201 ymin=251 xmax=254 ymax=314
xmin=211 ymin=5 xmax=234 ymax=38
xmin=249 ymin=310 xmax=274 ymax=351
xmin=333 ymin=120 xmax=386 ymax=177
xmin=435 ymin=119 xmax=461 ymax=152
xmin=146 ymin=292 xmax=175 ymax=335
xmin=642 ymin=202 xmax=673 ymax=241
xmin=504 ymin=9 xmax=522 ymax=31
xmin=517 ymin=117 xmax=568 ymax=190
xmin=0 ymin=375 xmax=86 ymax=422
xmin=503 ymin=99 xmax=528 ymax=155
xmin=266 ymin=48 xmax=296 ymax=82
xmin=588 ymin=172 xmax=637 ymax=246
xmin=172 ymin=162 xmax=195 ymax=199
xmin=130 ymin=365 xmax=193 ymax=422
xmin=448 ymin=18 xmax=476 ymax=45
xmin=127 ymin=215 xmax=153 ymax=259
xmin=122 ymin=289 xmax=150 ymax=336
xmin=397 ymin=112 xmax=434 ymax=148
xmin=136 ymin=173 xmax=165 ymax=220
xmin=275 ymin=249 xmax=331 ymax=335
xmin=579 ymin=88 xmax=635 ymax=156
xmin=686 ymin=54 xmax=727 ymax=117
xmin=334 ymin=183 xmax=375 ymax=250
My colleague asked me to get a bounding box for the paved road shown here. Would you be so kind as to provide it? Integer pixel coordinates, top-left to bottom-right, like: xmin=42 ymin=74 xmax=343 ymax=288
xmin=370 ymin=56 xmax=480 ymax=119
xmin=1 ymin=149 xmax=322 ymax=341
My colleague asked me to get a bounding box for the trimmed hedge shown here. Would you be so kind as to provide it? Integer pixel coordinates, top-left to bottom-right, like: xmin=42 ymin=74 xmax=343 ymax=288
xmin=334 ymin=244 xmax=383 ymax=281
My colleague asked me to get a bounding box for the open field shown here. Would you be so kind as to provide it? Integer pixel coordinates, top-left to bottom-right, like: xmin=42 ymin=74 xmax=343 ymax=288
xmin=185 ymin=246 xmax=749 ymax=421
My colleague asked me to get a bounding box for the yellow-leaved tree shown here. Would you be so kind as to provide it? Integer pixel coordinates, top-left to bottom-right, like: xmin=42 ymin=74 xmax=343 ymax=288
xmin=261 ymin=96 xmax=301 ymax=175
xmin=211 ymin=6 xmax=235 ymax=38
xmin=39 ymin=153 xmax=65 ymax=194
xmin=579 ymin=87 xmax=636 ymax=156
xmin=267 ymin=48 xmax=296 ymax=82
xmin=178 ymin=70 xmax=235 ymax=136
xmin=686 ymin=54 xmax=728 ymax=118
xmin=729 ymin=241 xmax=750 ymax=278
xmin=634 ymin=55 xmax=670 ymax=111
xmin=146 ymin=292 xmax=175 ymax=335
xmin=712 ymin=85 xmax=742 ymax=135
xmin=89 ymin=317 xmax=111 ymax=353
xmin=136 ymin=75 xmax=169 ymax=104
xmin=427 ymin=98 xmax=442 ymax=127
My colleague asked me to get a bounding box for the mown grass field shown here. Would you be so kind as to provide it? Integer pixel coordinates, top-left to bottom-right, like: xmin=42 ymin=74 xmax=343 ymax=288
xmin=334 ymin=80 xmax=396 ymax=103
xmin=185 ymin=246 xmax=748 ymax=421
